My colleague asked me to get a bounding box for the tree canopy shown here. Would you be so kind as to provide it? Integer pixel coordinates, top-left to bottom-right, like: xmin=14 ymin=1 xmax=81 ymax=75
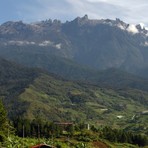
xmin=0 ymin=100 xmax=7 ymax=142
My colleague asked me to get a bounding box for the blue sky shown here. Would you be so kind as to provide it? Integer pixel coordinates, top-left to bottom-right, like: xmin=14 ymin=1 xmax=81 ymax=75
xmin=0 ymin=0 xmax=148 ymax=25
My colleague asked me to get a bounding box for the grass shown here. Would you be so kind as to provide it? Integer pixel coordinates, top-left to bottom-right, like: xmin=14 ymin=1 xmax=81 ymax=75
xmin=1 ymin=135 xmax=143 ymax=148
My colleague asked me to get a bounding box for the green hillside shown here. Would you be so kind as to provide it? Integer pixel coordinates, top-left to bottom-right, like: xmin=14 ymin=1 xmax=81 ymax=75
xmin=0 ymin=58 xmax=148 ymax=135
xmin=0 ymin=58 xmax=42 ymax=118
xmin=9 ymin=73 xmax=148 ymax=134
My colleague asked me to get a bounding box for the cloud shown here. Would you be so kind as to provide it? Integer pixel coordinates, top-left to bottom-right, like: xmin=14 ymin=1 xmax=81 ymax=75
xmin=126 ymin=24 xmax=139 ymax=34
xmin=6 ymin=40 xmax=35 ymax=46
xmin=65 ymin=0 xmax=128 ymax=20
xmin=39 ymin=40 xmax=53 ymax=47
xmin=65 ymin=0 xmax=148 ymax=25
xmin=0 ymin=0 xmax=148 ymax=25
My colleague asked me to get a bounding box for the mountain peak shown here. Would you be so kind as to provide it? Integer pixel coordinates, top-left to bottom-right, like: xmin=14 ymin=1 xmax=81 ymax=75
xmin=82 ymin=14 xmax=89 ymax=20
xmin=72 ymin=15 xmax=90 ymax=26
xmin=0 ymin=21 xmax=31 ymax=35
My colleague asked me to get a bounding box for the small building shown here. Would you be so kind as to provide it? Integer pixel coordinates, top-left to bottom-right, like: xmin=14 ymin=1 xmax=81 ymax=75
xmin=117 ymin=115 xmax=124 ymax=119
xmin=54 ymin=122 xmax=73 ymax=129
xmin=54 ymin=122 xmax=73 ymax=126
xmin=84 ymin=123 xmax=90 ymax=130
xmin=141 ymin=110 xmax=148 ymax=115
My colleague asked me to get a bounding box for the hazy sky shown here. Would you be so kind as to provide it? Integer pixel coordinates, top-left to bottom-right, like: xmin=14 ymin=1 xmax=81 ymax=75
xmin=0 ymin=0 xmax=148 ymax=25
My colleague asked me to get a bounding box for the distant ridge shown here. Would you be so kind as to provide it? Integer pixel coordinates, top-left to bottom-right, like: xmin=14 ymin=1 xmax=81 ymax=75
xmin=0 ymin=15 xmax=148 ymax=80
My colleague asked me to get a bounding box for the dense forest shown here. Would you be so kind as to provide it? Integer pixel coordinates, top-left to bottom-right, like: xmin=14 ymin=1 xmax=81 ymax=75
xmin=0 ymin=100 xmax=148 ymax=147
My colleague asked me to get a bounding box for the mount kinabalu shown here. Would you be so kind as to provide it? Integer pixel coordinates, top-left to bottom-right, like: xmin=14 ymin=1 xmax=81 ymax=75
xmin=0 ymin=15 xmax=148 ymax=79
xmin=0 ymin=16 xmax=148 ymax=129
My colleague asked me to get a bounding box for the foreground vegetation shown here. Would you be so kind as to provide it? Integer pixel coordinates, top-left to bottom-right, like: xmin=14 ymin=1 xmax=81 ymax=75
xmin=0 ymin=105 xmax=147 ymax=148
xmin=13 ymin=118 xmax=148 ymax=146
xmin=0 ymin=105 xmax=148 ymax=148
xmin=1 ymin=127 xmax=148 ymax=148
xmin=2 ymin=135 xmax=145 ymax=148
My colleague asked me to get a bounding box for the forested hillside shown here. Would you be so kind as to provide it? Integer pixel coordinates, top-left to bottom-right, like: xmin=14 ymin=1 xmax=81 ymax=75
xmin=0 ymin=58 xmax=147 ymax=136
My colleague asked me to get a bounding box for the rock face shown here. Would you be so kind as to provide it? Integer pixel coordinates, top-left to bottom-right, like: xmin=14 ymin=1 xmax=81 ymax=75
xmin=0 ymin=15 xmax=148 ymax=78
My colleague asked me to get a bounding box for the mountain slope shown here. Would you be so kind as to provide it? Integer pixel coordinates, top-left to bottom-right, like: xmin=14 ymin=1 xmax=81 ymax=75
xmin=62 ymin=16 xmax=147 ymax=72
xmin=0 ymin=58 xmax=41 ymax=118
xmin=0 ymin=59 xmax=147 ymax=134
xmin=0 ymin=16 xmax=148 ymax=78
xmin=9 ymin=73 xmax=148 ymax=134
xmin=0 ymin=45 xmax=148 ymax=91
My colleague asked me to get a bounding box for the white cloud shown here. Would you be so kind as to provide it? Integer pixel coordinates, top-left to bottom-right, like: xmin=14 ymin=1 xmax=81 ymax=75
xmin=126 ymin=24 xmax=139 ymax=34
xmin=65 ymin=0 xmax=128 ymax=20
xmin=55 ymin=43 xmax=62 ymax=49
xmin=139 ymin=23 xmax=145 ymax=29
xmin=144 ymin=42 xmax=148 ymax=46
xmin=117 ymin=24 xmax=125 ymax=30
xmin=38 ymin=40 xmax=62 ymax=48
xmin=7 ymin=40 xmax=35 ymax=46
xmin=39 ymin=40 xmax=53 ymax=46
xmin=63 ymin=0 xmax=148 ymax=25
xmin=145 ymin=27 xmax=148 ymax=31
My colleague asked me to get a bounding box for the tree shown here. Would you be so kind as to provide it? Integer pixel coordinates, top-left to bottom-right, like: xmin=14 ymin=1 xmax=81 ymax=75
xmin=66 ymin=124 xmax=74 ymax=137
xmin=0 ymin=100 xmax=7 ymax=142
